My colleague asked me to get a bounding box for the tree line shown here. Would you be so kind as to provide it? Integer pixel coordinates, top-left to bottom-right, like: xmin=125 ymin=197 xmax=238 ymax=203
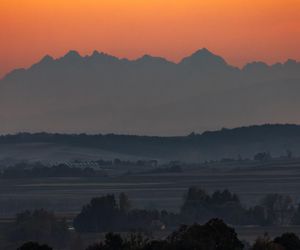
xmin=6 ymin=188 xmax=300 ymax=249
xmin=73 ymin=188 xmax=300 ymax=233
xmin=0 ymin=162 xmax=105 ymax=178
xmin=1 ymin=124 xmax=300 ymax=159
xmin=17 ymin=220 xmax=300 ymax=250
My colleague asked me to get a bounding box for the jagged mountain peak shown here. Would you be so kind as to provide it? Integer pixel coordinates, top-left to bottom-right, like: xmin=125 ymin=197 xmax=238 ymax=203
xmin=135 ymin=54 xmax=173 ymax=65
xmin=179 ymin=48 xmax=228 ymax=68
xmin=284 ymin=59 xmax=298 ymax=67
xmin=39 ymin=55 xmax=54 ymax=64
xmin=62 ymin=50 xmax=82 ymax=61
xmin=91 ymin=50 xmax=101 ymax=57
xmin=242 ymin=61 xmax=270 ymax=72
xmin=88 ymin=50 xmax=120 ymax=63
xmin=29 ymin=54 xmax=55 ymax=70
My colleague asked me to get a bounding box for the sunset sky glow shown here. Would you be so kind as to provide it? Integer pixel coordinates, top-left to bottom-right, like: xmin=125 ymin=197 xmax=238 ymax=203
xmin=1 ymin=0 xmax=300 ymax=78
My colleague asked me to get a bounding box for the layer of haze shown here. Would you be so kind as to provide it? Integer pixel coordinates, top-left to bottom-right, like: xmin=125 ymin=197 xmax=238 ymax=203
xmin=1 ymin=0 xmax=300 ymax=78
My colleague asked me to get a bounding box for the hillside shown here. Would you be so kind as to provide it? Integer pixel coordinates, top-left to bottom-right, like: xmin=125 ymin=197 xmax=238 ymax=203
xmin=1 ymin=124 xmax=300 ymax=164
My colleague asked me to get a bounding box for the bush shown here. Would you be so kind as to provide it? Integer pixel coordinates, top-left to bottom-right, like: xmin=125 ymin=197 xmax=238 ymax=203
xmin=9 ymin=209 xmax=69 ymax=248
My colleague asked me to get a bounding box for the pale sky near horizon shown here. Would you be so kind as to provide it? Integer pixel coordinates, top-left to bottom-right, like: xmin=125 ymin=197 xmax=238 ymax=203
xmin=1 ymin=0 xmax=300 ymax=78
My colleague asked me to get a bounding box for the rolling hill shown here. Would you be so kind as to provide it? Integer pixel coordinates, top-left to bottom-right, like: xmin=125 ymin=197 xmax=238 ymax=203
xmin=1 ymin=124 xmax=300 ymax=164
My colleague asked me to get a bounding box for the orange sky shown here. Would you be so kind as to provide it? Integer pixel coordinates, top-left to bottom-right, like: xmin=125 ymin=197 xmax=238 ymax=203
xmin=1 ymin=0 xmax=300 ymax=78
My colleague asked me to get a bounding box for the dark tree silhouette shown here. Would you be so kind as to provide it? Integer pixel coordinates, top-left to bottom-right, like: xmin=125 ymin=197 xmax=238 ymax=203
xmin=254 ymin=152 xmax=272 ymax=162
xmin=180 ymin=187 xmax=245 ymax=224
xmin=84 ymin=219 xmax=243 ymax=250
xmin=168 ymin=218 xmax=243 ymax=250
xmin=74 ymin=195 xmax=119 ymax=232
xmin=274 ymin=233 xmax=300 ymax=250
xmin=17 ymin=242 xmax=52 ymax=250
xmin=252 ymin=235 xmax=284 ymax=250
xmin=261 ymin=194 xmax=294 ymax=225
xmin=119 ymin=193 xmax=131 ymax=213
xmin=9 ymin=209 xmax=69 ymax=248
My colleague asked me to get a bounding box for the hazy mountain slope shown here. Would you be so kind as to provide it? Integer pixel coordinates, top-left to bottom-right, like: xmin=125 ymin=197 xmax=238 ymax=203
xmin=0 ymin=49 xmax=300 ymax=135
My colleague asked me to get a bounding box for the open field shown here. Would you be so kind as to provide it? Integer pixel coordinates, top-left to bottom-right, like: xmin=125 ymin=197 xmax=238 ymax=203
xmin=2 ymin=160 xmax=300 ymax=216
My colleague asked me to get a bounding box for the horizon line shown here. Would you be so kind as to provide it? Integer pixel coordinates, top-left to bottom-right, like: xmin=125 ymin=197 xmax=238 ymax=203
xmin=0 ymin=123 xmax=298 ymax=138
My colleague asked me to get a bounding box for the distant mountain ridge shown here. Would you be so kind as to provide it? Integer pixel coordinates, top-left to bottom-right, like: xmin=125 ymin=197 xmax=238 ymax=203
xmin=1 ymin=48 xmax=300 ymax=135
xmin=4 ymin=48 xmax=299 ymax=81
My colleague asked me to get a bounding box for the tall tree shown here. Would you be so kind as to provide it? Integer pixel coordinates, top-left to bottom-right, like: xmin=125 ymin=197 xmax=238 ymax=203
xmin=119 ymin=193 xmax=131 ymax=213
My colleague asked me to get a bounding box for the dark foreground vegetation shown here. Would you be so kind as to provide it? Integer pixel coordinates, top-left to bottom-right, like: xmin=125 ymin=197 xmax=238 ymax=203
xmin=4 ymin=187 xmax=300 ymax=250
xmin=7 ymin=209 xmax=69 ymax=249
xmin=16 ymin=219 xmax=300 ymax=250
xmin=73 ymin=188 xmax=300 ymax=233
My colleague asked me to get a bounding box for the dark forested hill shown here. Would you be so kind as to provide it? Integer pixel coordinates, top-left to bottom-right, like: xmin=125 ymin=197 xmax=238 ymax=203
xmin=1 ymin=124 xmax=300 ymax=162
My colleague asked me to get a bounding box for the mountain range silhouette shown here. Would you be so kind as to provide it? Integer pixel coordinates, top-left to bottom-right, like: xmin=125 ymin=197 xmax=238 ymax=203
xmin=1 ymin=48 xmax=300 ymax=135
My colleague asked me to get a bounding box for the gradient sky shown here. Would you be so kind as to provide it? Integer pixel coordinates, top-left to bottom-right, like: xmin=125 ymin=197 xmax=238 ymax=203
xmin=1 ymin=0 xmax=300 ymax=78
